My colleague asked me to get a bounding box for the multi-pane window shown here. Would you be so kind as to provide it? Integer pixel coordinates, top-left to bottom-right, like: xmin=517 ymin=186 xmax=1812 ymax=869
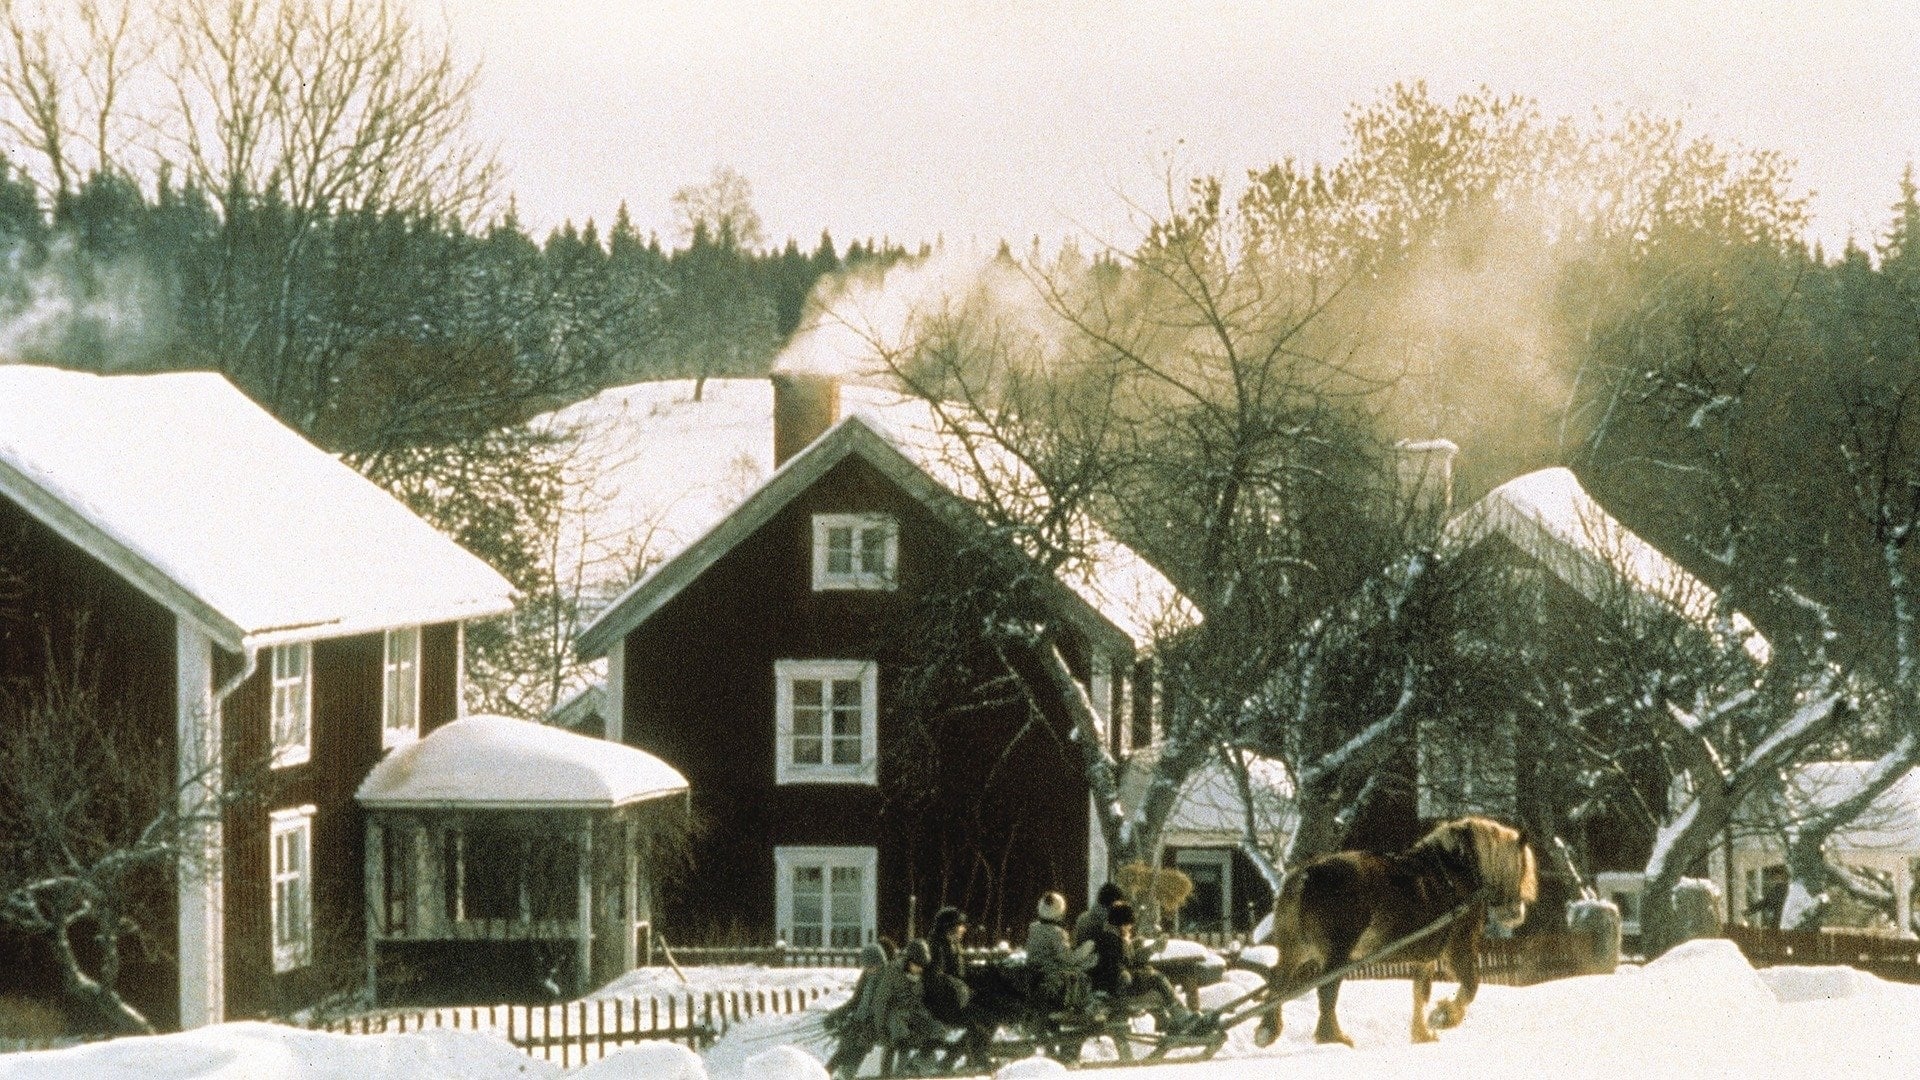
xmin=383 ymin=627 xmax=421 ymax=749
xmin=270 ymin=643 xmax=312 ymax=768
xmin=776 ymin=846 xmax=875 ymax=948
xmin=775 ymin=660 xmax=877 ymax=784
xmin=270 ymin=806 xmax=314 ymax=972
xmin=443 ymin=828 xmax=578 ymax=926
xmin=811 ymin=513 xmax=898 ymax=591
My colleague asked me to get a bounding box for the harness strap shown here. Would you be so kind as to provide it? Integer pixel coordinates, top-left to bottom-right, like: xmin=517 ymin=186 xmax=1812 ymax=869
xmin=1211 ymin=887 xmax=1488 ymax=1031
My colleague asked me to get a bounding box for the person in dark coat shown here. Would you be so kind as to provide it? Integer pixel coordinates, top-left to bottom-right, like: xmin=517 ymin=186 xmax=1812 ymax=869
xmin=825 ymin=939 xmax=895 ymax=1079
xmin=1088 ymin=900 xmax=1196 ymax=1034
xmin=923 ymin=905 xmax=972 ymax=1025
xmin=871 ymin=938 xmax=948 ymax=1074
xmin=1074 ymin=882 xmax=1128 ymax=947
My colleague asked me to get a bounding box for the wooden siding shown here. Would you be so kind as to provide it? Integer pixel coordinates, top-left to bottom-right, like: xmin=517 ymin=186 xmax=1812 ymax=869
xmin=223 ymin=622 xmax=466 ymax=1019
xmin=622 ymin=453 xmax=1095 ymax=947
xmin=0 ymin=493 xmax=183 ymax=1030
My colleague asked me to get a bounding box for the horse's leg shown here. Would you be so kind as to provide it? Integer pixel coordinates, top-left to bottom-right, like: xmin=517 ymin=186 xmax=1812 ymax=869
xmin=1409 ymin=962 xmax=1438 ymax=1043
xmin=1313 ymin=977 xmax=1354 ymax=1046
xmin=1253 ymin=990 xmax=1285 ymax=1048
xmin=1430 ymin=930 xmax=1480 ymax=1030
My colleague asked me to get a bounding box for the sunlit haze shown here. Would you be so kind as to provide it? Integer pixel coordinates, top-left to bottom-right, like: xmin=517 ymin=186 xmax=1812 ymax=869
xmin=435 ymin=0 xmax=1919 ymax=254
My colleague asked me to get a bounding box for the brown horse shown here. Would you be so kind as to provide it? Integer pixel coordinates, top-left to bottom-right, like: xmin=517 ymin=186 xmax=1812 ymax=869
xmin=1253 ymin=816 xmax=1538 ymax=1047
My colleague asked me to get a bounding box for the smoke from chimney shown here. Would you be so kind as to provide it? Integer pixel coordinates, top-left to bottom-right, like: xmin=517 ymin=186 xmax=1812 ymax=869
xmin=772 ymin=371 xmax=841 ymax=466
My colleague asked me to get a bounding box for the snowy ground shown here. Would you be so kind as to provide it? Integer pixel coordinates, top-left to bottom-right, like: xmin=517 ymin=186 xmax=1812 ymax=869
xmin=3 ymin=941 xmax=1914 ymax=1080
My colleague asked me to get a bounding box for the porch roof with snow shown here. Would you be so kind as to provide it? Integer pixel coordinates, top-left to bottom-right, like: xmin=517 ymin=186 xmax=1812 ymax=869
xmin=356 ymin=714 xmax=688 ymax=811
xmin=1736 ymin=762 xmax=1920 ymax=856
xmin=572 ymin=387 xmax=1194 ymax=659
xmin=1118 ymin=747 xmax=1297 ymax=847
xmin=1442 ymin=467 xmax=1770 ymax=663
xmin=0 ymin=365 xmax=516 ymax=652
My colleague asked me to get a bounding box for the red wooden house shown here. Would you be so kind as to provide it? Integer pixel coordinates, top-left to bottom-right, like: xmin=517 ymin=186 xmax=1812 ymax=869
xmin=0 ymin=365 xmax=515 ymax=1029
xmin=573 ymin=374 xmax=1191 ymax=947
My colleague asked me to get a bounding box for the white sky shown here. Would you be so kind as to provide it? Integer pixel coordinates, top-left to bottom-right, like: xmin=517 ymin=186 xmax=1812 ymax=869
xmin=441 ymin=1 xmax=1918 ymax=254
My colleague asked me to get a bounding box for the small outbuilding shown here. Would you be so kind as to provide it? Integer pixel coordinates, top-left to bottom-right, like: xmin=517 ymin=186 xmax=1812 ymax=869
xmin=356 ymin=715 xmax=689 ymax=1004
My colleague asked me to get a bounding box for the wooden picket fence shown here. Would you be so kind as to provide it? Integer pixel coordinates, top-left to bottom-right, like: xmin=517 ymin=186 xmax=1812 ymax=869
xmin=657 ymin=943 xmax=868 ymax=968
xmin=310 ymin=986 xmax=834 ymax=1068
xmin=1340 ymin=929 xmax=1596 ymax=986
xmin=1725 ymin=924 xmax=1920 ymax=984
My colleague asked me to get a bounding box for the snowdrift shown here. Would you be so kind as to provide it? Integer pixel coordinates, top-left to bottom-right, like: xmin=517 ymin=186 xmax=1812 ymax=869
xmin=5 ymin=943 xmax=1915 ymax=1080
xmin=0 ymin=1021 xmax=552 ymax=1080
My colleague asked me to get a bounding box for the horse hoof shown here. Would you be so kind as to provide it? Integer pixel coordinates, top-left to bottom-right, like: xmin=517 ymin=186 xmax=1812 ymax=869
xmin=1252 ymin=1020 xmax=1280 ymax=1048
xmin=1429 ymin=1002 xmax=1465 ymax=1029
xmin=1314 ymin=1031 xmax=1353 ymax=1047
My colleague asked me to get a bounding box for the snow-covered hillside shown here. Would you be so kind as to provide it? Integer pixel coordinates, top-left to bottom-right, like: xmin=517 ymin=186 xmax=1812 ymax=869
xmin=4 ymin=941 xmax=1911 ymax=1080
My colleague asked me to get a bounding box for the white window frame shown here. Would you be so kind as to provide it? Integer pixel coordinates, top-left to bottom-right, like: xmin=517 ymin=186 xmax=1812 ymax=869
xmin=269 ymin=805 xmax=315 ymax=972
xmin=775 ymin=659 xmax=879 ymax=785
xmin=270 ymin=642 xmax=312 ymax=769
xmin=382 ymin=627 xmax=422 ymax=749
xmin=775 ymin=845 xmax=877 ymax=948
xmin=811 ymin=513 xmax=898 ymax=591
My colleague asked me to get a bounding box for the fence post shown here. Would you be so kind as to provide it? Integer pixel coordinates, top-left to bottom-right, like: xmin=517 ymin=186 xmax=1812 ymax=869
xmin=1566 ymin=899 xmax=1624 ymax=976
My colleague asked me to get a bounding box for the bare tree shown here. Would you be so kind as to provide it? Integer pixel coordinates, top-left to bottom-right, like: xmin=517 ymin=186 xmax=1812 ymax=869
xmin=0 ymin=0 xmax=151 ymax=201
xmin=0 ymin=643 xmax=220 ymax=1034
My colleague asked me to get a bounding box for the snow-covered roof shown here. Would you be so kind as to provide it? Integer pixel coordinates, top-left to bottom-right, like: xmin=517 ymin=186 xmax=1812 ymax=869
xmin=561 ymin=378 xmax=1193 ymax=657
xmin=1736 ymin=761 xmax=1920 ymax=855
xmin=0 ymin=365 xmax=515 ymax=652
xmin=1444 ymin=467 xmax=1770 ymax=663
xmin=356 ymin=714 xmax=688 ymax=810
xmin=1117 ymin=747 xmax=1296 ymax=847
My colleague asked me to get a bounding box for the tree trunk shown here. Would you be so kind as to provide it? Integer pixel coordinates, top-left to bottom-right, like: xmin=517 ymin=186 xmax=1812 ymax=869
xmin=51 ymin=912 xmax=153 ymax=1036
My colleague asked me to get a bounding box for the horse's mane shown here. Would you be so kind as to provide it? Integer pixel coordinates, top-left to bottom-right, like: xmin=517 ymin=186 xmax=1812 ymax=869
xmin=1411 ymin=816 xmax=1539 ymax=907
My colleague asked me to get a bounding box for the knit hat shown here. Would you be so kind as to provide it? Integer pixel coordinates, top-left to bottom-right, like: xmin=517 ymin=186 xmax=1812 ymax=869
xmin=903 ymin=938 xmax=932 ymax=967
xmin=1037 ymin=891 xmax=1068 ymax=920
xmin=933 ymin=905 xmax=968 ymax=935
xmin=1095 ymin=882 xmax=1127 ymax=908
xmin=1106 ymin=900 xmax=1136 ymax=927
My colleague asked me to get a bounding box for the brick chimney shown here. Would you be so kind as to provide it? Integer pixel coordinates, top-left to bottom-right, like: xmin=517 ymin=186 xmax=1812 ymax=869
xmin=1395 ymin=438 xmax=1459 ymax=523
xmin=771 ymin=371 xmax=841 ymax=466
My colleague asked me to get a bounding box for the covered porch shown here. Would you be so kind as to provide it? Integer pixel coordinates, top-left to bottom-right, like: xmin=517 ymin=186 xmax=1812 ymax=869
xmin=356 ymin=715 xmax=689 ymax=1004
xmin=1714 ymin=762 xmax=1920 ymax=938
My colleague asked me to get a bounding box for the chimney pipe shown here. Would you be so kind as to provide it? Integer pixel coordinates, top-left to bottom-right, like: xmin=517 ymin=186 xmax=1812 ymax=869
xmin=1395 ymin=438 xmax=1459 ymax=524
xmin=771 ymin=371 xmax=841 ymax=466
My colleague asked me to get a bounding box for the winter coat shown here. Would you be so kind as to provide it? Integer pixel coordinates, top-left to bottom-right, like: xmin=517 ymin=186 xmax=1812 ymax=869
xmin=924 ymin=932 xmax=971 ymax=1023
xmin=871 ymin=961 xmax=944 ymax=1047
xmin=825 ymin=942 xmax=890 ymax=1040
xmin=1071 ymin=905 xmax=1109 ymax=948
xmin=1088 ymin=925 xmax=1136 ymax=996
xmin=1026 ymin=916 xmax=1093 ymax=975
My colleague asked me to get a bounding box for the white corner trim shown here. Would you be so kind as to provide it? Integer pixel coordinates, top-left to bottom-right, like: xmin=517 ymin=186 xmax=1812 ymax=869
xmin=605 ymin=638 xmax=626 ymax=743
xmin=175 ymin=621 xmax=225 ymax=1029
